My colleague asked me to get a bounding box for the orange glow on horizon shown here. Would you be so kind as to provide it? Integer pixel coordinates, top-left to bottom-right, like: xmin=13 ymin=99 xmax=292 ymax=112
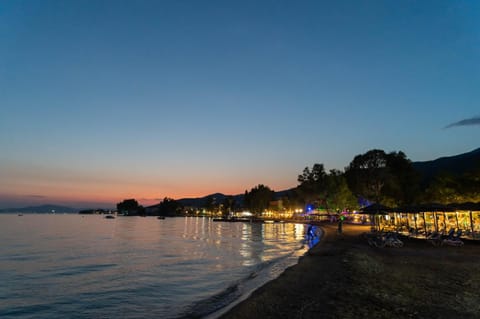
xmin=0 ymin=180 xmax=295 ymax=208
xmin=1 ymin=166 xmax=297 ymax=208
xmin=1 ymin=189 xmax=221 ymax=208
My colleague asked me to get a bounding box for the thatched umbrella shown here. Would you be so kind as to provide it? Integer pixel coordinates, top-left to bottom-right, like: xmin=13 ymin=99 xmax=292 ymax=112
xmin=447 ymin=202 xmax=480 ymax=235
xmin=361 ymin=203 xmax=391 ymax=231
xmin=417 ymin=203 xmax=454 ymax=213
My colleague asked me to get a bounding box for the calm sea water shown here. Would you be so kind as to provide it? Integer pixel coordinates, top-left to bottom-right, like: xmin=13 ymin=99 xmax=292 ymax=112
xmin=0 ymin=215 xmax=320 ymax=319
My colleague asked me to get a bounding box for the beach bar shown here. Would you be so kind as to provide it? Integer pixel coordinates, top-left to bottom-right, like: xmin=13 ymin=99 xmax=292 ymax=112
xmin=367 ymin=202 xmax=480 ymax=239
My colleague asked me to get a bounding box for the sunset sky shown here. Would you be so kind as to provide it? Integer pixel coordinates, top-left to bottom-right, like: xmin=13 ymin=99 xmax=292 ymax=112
xmin=1 ymin=1 xmax=479 ymax=209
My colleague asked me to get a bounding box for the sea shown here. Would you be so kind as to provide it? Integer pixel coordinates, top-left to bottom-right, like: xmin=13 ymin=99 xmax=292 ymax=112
xmin=0 ymin=214 xmax=320 ymax=319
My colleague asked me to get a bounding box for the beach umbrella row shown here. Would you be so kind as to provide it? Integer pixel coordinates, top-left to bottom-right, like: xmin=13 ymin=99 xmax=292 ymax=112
xmin=360 ymin=202 xmax=480 ymax=236
xmin=361 ymin=202 xmax=480 ymax=214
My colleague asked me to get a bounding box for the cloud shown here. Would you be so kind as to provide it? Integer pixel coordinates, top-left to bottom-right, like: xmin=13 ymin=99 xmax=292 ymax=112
xmin=27 ymin=195 xmax=47 ymax=198
xmin=445 ymin=116 xmax=480 ymax=129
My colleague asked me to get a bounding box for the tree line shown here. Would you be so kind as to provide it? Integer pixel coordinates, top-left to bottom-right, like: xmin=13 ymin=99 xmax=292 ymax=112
xmin=116 ymin=149 xmax=480 ymax=216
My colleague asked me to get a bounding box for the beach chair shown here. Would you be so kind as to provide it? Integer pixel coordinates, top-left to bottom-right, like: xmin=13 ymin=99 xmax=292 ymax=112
xmin=444 ymin=228 xmax=455 ymax=241
xmin=408 ymin=227 xmax=416 ymax=238
xmin=455 ymin=229 xmax=462 ymax=239
xmin=442 ymin=229 xmax=464 ymax=247
xmin=384 ymin=232 xmax=403 ymax=247
xmin=427 ymin=232 xmax=442 ymax=247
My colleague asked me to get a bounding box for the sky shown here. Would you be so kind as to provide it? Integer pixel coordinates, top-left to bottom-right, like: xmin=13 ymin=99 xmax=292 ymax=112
xmin=1 ymin=0 xmax=479 ymax=209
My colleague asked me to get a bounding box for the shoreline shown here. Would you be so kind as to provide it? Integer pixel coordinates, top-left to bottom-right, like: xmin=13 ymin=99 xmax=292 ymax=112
xmin=207 ymin=225 xmax=323 ymax=319
xmin=220 ymin=223 xmax=480 ymax=319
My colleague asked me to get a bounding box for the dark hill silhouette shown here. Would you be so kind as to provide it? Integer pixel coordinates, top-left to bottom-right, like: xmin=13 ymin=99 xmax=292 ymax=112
xmin=412 ymin=147 xmax=480 ymax=183
xmin=177 ymin=193 xmax=235 ymax=208
xmin=162 ymin=188 xmax=296 ymax=210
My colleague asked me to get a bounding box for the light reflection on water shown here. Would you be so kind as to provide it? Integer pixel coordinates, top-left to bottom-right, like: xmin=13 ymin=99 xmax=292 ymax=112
xmin=0 ymin=215 xmax=318 ymax=319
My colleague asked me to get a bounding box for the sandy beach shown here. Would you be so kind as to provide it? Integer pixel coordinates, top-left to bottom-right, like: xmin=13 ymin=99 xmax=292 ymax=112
xmin=220 ymin=223 xmax=480 ymax=319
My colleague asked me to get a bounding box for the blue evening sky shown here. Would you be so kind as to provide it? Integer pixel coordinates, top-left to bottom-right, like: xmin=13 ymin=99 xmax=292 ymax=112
xmin=1 ymin=0 xmax=479 ymax=208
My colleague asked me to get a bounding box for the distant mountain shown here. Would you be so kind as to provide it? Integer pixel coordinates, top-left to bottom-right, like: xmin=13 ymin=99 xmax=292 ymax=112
xmin=177 ymin=193 xmax=241 ymax=208
xmin=412 ymin=147 xmax=480 ymax=183
xmin=0 ymin=204 xmax=78 ymax=214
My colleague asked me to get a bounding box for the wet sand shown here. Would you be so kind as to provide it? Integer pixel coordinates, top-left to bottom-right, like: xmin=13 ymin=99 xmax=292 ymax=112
xmin=220 ymin=223 xmax=480 ymax=319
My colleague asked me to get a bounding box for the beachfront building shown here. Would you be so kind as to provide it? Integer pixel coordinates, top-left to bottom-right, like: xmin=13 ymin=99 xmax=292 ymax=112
xmin=369 ymin=202 xmax=480 ymax=239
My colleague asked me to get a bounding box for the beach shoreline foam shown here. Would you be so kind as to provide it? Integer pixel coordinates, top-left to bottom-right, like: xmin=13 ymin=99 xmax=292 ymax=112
xmin=205 ymin=226 xmax=324 ymax=319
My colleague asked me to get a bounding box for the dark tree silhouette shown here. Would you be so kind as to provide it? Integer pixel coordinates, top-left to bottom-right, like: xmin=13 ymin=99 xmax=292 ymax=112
xmin=385 ymin=151 xmax=421 ymax=205
xmin=158 ymin=197 xmax=181 ymax=216
xmin=221 ymin=196 xmax=236 ymax=217
xmin=345 ymin=149 xmax=388 ymax=204
xmin=425 ymin=166 xmax=480 ymax=204
xmin=117 ymin=198 xmax=144 ymax=216
xmin=345 ymin=149 xmax=421 ymax=206
xmin=204 ymin=195 xmax=219 ymax=214
xmin=297 ymin=165 xmax=357 ymax=212
xmin=244 ymin=184 xmax=275 ymax=216
xmin=325 ymin=169 xmax=358 ymax=212
xmin=296 ymin=163 xmax=327 ymax=208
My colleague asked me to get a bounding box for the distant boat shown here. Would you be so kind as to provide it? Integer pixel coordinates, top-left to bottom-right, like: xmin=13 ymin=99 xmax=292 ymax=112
xmin=157 ymin=216 xmax=165 ymax=220
xmin=18 ymin=214 xmax=23 ymax=216
xmin=105 ymin=215 xmax=115 ymax=219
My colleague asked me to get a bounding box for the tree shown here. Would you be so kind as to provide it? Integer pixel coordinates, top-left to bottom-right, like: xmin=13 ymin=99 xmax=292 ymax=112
xmin=296 ymin=165 xmax=358 ymax=213
xmin=345 ymin=149 xmax=389 ymax=204
xmin=424 ymin=173 xmax=460 ymax=204
xmin=278 ymin=191 xmax=303 ymax=212
xmin=345 ymin=149 xmax=421 ymax=206
xmin=325 ymin=169 xmax=358 ymax=212
xmin=425 ymin=168 xmax=480 ymax=204
xmin=460 ymin=167 xmax=480 ymax=202
xmin=296 ymin=163 xmax=328 ymax=209
xmin=158 ymin=197 xmax=181 ymax=216
xmin=204 ymin=195 xmax=220 ymax=214
xmin=221 ymin=196 xmax=236 ymax=217
xmin=117 ymin=198 xmax=144 ymax=216
xmin=244 ymin=184 xmax=275 ymax=216
xmin=385 ymin=151 xmax=421 ymax=205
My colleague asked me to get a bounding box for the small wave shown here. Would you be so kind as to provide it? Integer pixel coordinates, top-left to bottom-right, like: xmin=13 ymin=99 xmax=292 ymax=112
xmin=177 ymin=255 xmax=294 ymax=319
xmin=248 ymin=251 xmax=294 ymax=277
xmin=180 ymin=245 xmax=309 ymax=319
xmin=177 ymin=283 xmax=242 ymax=319
xmin=1 ymin=252 xmax=47 ymax=262
xmin=206 ymin=234 xmax=322 ymax=319
xmin=54 ymin=263 xmax=116 ymax=277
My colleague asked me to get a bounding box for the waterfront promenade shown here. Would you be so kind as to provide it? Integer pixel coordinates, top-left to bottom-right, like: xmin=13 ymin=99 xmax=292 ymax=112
xmin=221 ymin=223 xmax=480 ymax=319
